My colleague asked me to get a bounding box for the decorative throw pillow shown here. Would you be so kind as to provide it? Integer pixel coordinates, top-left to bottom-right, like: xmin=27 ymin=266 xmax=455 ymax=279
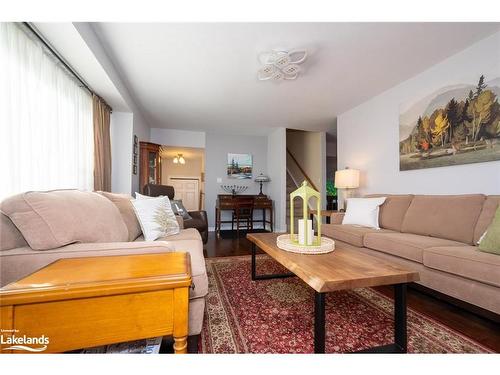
xmin=477 ymin=231 xmax=487 ymax=245
xmin=0 ymin=190 xmax=129 ymax=250
xmin=171 ymin=199 xmax=193 ymax=220
xmin=342 ymin=197 xmax=387 ymax=229
xmin=98 ymin=191 xmax=142 ymax=241
xmin=478 ymin=206 xmax=500 ymax=254
xmin=131 ymin=196 xmax=180 ymax=241
xmin=135 ymin=192 xmax=153 ymax=200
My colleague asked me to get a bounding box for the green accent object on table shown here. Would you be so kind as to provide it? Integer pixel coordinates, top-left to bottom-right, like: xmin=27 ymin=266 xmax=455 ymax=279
xmin=289 ymin=181 xmax=322 ymax=247
xmin=479 ymin=206 xmax=500 ymax=255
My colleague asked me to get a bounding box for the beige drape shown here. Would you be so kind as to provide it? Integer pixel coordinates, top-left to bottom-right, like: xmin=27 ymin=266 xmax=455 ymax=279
xmin=93 ymin=95 xmax=112 ymax=192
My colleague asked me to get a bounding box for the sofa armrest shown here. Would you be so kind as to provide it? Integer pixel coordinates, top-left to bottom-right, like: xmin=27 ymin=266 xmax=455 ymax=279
xmin=330 ymin=212 xmax=345 ymax=224
xmin=186 ymin=210 xmax=208 ymax=244
xmin=188 ymin=210 xmax=208 ymax=227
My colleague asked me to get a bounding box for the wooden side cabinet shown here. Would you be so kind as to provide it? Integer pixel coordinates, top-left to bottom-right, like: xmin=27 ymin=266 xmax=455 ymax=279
xmin=139 ymin=142 xmax=162 ymax=193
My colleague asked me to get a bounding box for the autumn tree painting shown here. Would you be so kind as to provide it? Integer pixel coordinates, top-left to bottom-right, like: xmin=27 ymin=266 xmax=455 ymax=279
xmin=399 ymin=75 xmax=500 ymax=171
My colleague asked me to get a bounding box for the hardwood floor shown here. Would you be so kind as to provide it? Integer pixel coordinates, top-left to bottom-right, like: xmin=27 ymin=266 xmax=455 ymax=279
xmin=204 ymin=231 xmax=500 ymax=352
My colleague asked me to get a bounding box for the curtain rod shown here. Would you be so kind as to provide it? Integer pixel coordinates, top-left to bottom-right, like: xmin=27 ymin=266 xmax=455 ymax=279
xmin=23 ymin=22 xmax=94 ymax=95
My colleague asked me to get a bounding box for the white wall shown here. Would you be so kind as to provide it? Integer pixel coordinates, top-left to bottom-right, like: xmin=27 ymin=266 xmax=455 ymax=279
xmin=267 ymin=128 xmax=287 ymax=232
xmin=338 ymin=31 xmax=500 ymax=198
xmin=150 ymin=128 xmax=206 ymax=148
xmin=205 ymin=132 xmax=269 ymax=230
xmin=131 ymin=114 xmax=151 ymax=194
xmin=110 ymin=112 xmax=133 ymax=194
xmin=73 ymin=23 xmax=152 ymax=195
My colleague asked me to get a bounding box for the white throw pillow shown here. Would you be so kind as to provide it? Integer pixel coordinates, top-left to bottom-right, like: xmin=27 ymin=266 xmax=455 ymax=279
xmin=131 ymin=196 xmax=180 ymax=241
xmin=135 ymin=192 xmax=153 ymax=200
xmin=342 ymin=197 xmax=387 ymax=229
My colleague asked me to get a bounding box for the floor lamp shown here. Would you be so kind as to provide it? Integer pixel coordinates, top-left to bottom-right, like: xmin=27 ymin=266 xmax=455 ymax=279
xmin=334 ymin=168 xmax=360 ymax=212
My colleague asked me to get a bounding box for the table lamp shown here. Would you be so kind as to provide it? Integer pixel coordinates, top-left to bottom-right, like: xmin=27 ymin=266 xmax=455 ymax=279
xmin=334 ymin=168 xmax=360 ymax=211
xmin=254 ymin=173 xmax=270 ymax=196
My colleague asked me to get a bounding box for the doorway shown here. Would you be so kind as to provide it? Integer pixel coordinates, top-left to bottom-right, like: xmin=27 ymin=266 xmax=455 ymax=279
xmin=160 ymin=146 xmax=205 ymax=210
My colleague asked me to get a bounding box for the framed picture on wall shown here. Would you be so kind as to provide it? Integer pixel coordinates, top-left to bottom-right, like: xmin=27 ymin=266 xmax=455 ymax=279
xmin=399 ymin=74 xmax=500 ymax=171
xmin=227 ymin=153 xmax=252 ymax=179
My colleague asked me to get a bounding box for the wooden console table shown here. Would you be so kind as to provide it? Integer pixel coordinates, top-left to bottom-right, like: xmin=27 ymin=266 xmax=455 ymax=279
xmin=215 ymin=194 xmax=273 ymax=236
xmin=0 ymin=253 xmax=191 ymax=354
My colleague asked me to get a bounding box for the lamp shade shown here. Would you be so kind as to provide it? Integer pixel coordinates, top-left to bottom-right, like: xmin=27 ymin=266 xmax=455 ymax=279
xmin=335 ymin=169 xmax=359 ymax=189
xmin=254 ymin=173 xmax=270 ymax=182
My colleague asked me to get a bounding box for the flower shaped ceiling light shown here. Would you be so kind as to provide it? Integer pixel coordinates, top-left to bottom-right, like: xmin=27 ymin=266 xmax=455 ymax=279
xmin=258 ymin=49 xmax=308 ymax=81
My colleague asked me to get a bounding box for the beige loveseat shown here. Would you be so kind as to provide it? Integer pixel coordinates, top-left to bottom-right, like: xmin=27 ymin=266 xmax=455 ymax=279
xmin=322 ymin=194 xmax=500 ymax=316
xmin=0 ymin=190 xmax=208 ymax=340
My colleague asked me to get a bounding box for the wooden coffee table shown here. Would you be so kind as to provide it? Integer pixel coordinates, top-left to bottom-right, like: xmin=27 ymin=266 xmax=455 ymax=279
xmin=247 ymin=232 xmax=419 ymax=353
xmin=0 ymin=253 xmax=191 ymax=354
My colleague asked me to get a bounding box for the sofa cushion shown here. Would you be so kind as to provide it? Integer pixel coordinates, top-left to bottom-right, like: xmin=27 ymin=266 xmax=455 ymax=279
xmin=366 ymin=194 xmax=414 ymax=232
xmin=424 ymin=246 xmax=500 ymax=287
xmin=401 ymin=194 xmax=485 ymax=245
xmin=98 ymin=191 xmax=142 ymax=241
xmin=135 ymin=228 xmax=207 ymax=298
xmin=474 ymin=195 xmax=500 ymax=245
xmin=0 ymin=212 xmax=28 ymax=251
xmin=0 ymin=241 xmax=175 ymax=287
xmin=322 ymin=224 xmax=394 ymax=247
xmin=363 ymin=232 xmax=468 ymax=263
xmin=0 ymin=190 xmax=129 ymax=250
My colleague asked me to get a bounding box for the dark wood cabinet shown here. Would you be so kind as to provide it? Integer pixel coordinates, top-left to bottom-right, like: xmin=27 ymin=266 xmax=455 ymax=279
xmin=139 ymin=142 xmax=162 ymax=193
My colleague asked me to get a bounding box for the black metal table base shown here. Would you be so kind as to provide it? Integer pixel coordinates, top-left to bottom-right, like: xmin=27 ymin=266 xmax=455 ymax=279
xmin=251 ymin=242 xmax=408 ymax=354
xmin=251 ymin=243 xmax=295 ymax=280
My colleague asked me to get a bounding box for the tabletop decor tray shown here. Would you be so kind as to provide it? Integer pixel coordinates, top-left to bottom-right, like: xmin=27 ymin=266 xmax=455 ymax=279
xmin=276 ymin=234 xmax=335 ymax=255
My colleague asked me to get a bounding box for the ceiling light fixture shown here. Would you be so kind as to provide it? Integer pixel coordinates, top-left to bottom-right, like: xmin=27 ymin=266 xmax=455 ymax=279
xmin=258 ymin=49 xmax=307 ymax=81
xmin=173 ymin=154 xmax=185 ymax=164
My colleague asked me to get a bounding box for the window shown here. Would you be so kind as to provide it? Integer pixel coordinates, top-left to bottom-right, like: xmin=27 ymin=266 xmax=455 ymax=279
xmin=0 ymin=23 xmax=93 ymax=200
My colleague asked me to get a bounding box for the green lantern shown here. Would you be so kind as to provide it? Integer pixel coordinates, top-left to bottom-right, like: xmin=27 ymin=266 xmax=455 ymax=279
xmin=290 ymin=180 xmax=321 ymax=246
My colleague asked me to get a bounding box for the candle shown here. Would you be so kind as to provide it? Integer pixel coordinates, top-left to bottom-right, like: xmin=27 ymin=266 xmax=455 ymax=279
xmin=307 ymin=219 xmax=313 ymax=245
xmin=298 ymin=219 xmax=305 ymax=245
xmin=298 ymin=219 xmax=314 ymax=245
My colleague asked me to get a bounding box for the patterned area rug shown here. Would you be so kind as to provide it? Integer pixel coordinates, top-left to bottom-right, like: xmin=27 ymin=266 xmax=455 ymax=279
xmin=200 ymin=255 xmax=492 ymax=353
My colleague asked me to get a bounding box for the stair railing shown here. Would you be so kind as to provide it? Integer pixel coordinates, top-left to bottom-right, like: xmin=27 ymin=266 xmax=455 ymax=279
xmin=286 ymin=148 xmax=319 ymax=191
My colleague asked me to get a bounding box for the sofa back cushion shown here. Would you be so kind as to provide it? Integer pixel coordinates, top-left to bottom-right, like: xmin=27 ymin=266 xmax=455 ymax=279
xmin=365 ymin=194 xmax=413 ymax=231
xmin=474 ymin=195 xmax=500 ymax=244
xmin=0 ymin=190 xmax=129 ymax=250
xmin=0 ymin=212 xmax=28 ymax=251
xmin=401 ymin=194 xmax=485 ymax=244
xmin=97 ymin=191 xmax=142 ymax=241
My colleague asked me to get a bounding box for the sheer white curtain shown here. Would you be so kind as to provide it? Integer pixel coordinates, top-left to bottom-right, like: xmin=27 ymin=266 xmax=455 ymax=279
xmin=0 ymin=23 xmax=93 ymax=200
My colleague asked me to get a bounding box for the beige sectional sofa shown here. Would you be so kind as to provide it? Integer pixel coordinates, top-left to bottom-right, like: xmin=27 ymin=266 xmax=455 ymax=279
xmin=322 ymin=194 xmax=500 ymax=316
xmin=0 ymin=190 xmax=208 ymax=338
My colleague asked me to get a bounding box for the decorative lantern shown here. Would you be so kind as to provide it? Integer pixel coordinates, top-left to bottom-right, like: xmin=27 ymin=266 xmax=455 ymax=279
xmin=290 ymin=181 xmax=321 ymax=246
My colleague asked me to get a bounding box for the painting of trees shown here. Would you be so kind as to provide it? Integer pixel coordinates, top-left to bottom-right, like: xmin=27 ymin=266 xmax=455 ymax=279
xmin=399 ymin=74 xmax=500 ymax=171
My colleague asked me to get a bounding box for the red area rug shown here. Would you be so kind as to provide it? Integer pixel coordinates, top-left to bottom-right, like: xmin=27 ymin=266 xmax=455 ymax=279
xmin=200 ymin=255 xmax=492 ymax=353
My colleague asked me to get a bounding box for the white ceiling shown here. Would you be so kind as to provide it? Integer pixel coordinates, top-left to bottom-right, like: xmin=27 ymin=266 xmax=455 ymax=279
xmin=91 ymin=22 xmax=500 ymax=135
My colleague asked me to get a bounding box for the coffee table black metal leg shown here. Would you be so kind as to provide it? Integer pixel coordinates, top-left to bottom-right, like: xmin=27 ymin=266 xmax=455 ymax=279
xmin=394 ymin=283 xmax=407 ymax=353
xmin=251 ymin=243 xmax=295 ymax=281
xmin=356 ymin=283 xmax=408 ymax=353
xmin=314 ymin=292 xmax=326 ymax=353
xmin=251 ymin=243 xmax=257 ymax=280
